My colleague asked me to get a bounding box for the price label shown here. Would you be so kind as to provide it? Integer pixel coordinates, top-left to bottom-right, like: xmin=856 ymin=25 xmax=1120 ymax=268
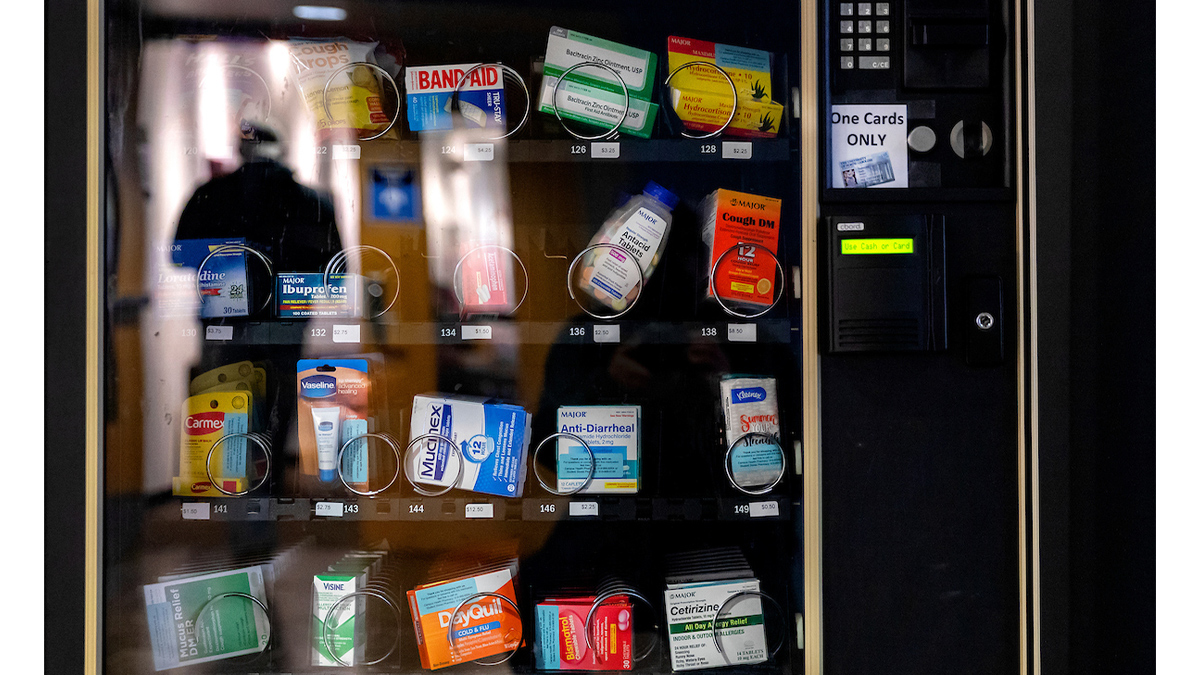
xmin=569 ymin=501 xmax=599 ymax=517
xmin=205 ymin=325 xmax=233 ymax=341
xmin=749 ymin=500 xmax=781 ymax=518
xmin=722 ymin=141 xmax=753 ymax=159
xmin=181 ymin=503 xmax=210 ymax=520
xmin=727 ymin=323 xmax=758 ymax=342
xmin=464 ymin=143 xmax=495 ymax=161
xmin=465 ymin=503 xmax=494 ymax=519
xmin=462 ymin=325 xmax=493 ymax=340
xmin=315 ymin=502 xmax=344 ymax=517
xmin=332 ymin=324 xmax=360 ymax=343
xmin=332 ymin=144 xmax=361 ymax=160
xmin=591 ymin=142 xmax=621 ymax=159
xmin=593 ymin=324 xmax=620 ymax=343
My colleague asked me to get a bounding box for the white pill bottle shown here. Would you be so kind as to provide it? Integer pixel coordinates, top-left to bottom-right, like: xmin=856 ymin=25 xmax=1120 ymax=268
xmin=578 ymin=181 xmax=679 ymax=313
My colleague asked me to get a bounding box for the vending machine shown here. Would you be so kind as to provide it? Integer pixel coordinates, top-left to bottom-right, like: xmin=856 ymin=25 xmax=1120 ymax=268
xmin=82 ymin=0 xmax=1037 ymax=673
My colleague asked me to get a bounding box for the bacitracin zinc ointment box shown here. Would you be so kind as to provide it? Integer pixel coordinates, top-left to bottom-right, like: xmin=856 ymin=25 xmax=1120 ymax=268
xmin=537 ymin=27 xmax=659 ymax=138
xmin=664 ymin=579 xmax=767 ymax=671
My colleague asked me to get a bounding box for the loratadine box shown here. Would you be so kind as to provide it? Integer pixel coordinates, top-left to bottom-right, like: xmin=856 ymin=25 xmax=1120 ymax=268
xmin=408 ymin=394 xmax=531 ymax=497
xmin=556 ymin=405 xmax=641 ymax=494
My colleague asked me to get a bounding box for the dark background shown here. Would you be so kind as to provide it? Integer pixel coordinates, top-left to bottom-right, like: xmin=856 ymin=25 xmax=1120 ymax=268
xmin=45 ymin=0 xmax=1155 ymax=673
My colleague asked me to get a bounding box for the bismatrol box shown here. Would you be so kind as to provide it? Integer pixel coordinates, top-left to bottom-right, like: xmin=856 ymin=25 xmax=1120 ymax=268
xmin=556 ymin=406 xmax=641 ymax=494
xmin=405 ymin=63 xmax=507 ymax=132
xmin=408 ymin=394 xmax=531 ymax=497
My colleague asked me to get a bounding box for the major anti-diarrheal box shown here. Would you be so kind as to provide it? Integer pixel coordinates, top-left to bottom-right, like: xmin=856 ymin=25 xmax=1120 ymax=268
xmin=556 ymin=405 xmax=641 ymax=494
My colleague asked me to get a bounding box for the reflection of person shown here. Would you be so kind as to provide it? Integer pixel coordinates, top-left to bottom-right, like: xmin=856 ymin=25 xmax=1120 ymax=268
xmin=175 ymin=124 xmax=342 ymax=273
xmin=173 ymin=124 xmax=344 ymax=497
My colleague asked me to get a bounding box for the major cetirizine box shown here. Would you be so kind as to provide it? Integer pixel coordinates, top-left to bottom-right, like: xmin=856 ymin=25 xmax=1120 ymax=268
xmin=556 ymin=406 xmax=641 ymax=494
xmin=664 ymin=578 xmax=767 ymax=671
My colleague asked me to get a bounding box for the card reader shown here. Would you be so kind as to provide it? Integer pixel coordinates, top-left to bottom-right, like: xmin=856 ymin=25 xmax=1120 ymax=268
xmin=825 ymin=214 xmax=947 ymax=352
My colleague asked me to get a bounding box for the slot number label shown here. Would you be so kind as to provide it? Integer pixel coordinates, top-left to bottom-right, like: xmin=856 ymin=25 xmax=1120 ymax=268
xmin=699 ymin=143 xmax=718 ymax=155
xmin=732 ymin=501 xmax=781 ymax=518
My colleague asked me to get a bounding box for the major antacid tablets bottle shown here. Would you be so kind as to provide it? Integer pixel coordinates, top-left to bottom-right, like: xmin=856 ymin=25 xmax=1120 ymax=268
xmin=576 ymin=182 xmax=679 ymax=313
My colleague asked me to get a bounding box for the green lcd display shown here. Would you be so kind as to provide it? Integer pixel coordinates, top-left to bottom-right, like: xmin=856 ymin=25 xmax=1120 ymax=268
xmin=841 ymin=238 xmax=914 ymax=255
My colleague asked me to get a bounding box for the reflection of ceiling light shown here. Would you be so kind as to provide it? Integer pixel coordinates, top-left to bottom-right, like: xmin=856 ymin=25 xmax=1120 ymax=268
xmin=293 ymin=5 xmax=347 ymax=20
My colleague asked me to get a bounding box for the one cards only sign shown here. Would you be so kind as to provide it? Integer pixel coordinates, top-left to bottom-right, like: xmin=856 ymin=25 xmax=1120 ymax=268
xmin=830 ymin=104 xmax=908 ymax=189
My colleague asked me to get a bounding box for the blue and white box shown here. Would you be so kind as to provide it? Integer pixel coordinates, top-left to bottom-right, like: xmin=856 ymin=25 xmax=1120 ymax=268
xmin=556 ymin=405 xmax=641 ymax=494
xmin=407 ymin=394 xmax=531 ymax=497
xmin=404 ymin=63 xmax=507 ymax=132
xmin=161 ymin=237 xmax=250 ymax=318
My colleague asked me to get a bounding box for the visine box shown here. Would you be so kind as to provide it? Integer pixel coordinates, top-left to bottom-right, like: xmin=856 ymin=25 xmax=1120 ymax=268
xmin=405 ymin=63 xmax=507 ymax=132
xmin=556 ymin=406 xmax=641 ymax=494
xmin=408 ymin=394 xmax=531 ymax=497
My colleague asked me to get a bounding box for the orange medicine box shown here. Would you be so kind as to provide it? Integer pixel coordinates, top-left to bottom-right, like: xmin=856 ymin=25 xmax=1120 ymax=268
xmin=701 ymin=189 xmax=782 ymax=308
xmin=407 ymin=567 xmax=523 ymax=669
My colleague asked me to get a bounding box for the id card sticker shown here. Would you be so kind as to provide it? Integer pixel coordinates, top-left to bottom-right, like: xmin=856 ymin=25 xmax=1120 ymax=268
xmin=830 ymin=104 xmax=908 ymax=189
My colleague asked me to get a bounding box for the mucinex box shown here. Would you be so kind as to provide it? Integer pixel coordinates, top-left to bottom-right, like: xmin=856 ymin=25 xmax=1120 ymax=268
xmin=405 ymin=63 xmax=507 ymax=132
xmin=408 ymin=394 xmax=531 ymax=497
xmin=556 ymin=406 xmax=641 ymax=494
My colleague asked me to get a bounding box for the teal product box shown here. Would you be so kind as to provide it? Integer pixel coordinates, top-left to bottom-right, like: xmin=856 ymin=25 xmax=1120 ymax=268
xmin=143 ymin=566 xmax=270 ymax=671
xmin=276 ymin=273 xmax=360 ymax=318
xmin=161 ymin=237 xmax=250 ymax=318
xmin=407 ymin=394 xmax=532 ymax=497
xmin=556 ymin=405 xmax=641 ymax=494
xmin=538 ymin=27 xmax=660 ymax=139
xmin=405 ymin=63 xmax=507 ymax=132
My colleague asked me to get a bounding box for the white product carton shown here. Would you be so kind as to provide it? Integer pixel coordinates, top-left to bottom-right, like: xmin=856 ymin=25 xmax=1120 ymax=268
xmin=556 ymin=405 xmax=641 ymax=494
xmin=664 ymin=578 xmax=768 ymax=670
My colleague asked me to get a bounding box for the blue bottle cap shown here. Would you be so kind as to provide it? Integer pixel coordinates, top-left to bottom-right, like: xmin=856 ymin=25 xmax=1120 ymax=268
xmin=320 ymin=468 xmax=336 ymax=482
xmin=643 ymin=181 xmax=679 ymax=210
